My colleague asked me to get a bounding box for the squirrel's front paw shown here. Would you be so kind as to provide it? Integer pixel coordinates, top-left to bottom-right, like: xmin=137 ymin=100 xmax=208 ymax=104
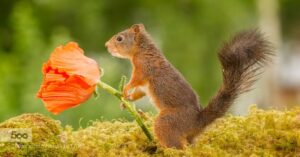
xmin=123 ymin=91 xmax=131 ymax=100
xmin=123 ymin=86 xmax=133 ymax=101
xmin=126 ymin=95 xmax=134 ymax=101
xmin=124 ymin=92 xmax=134 ymax=101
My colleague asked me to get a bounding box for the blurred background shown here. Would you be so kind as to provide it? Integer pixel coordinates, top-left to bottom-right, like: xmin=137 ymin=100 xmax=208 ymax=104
xmin=0 ymin=0 xmax=299 ymax=128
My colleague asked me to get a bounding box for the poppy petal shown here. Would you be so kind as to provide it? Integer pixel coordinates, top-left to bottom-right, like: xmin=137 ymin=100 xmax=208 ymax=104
xmin=37 ymin=42 xmax=100 ymax=114
xmin=49 ymin=42 xmax=100 ymax=85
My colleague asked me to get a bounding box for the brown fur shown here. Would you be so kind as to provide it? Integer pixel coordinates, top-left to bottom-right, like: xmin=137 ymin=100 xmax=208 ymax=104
xmin=105 ymin=24 xmax=272 ymax=149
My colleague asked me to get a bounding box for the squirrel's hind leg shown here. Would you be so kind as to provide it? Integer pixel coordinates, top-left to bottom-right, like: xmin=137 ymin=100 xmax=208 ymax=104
xmin=154 ymin=112 xmax=188 ymax=149
xmin=186 ymin=130 xmax=202 ymax=145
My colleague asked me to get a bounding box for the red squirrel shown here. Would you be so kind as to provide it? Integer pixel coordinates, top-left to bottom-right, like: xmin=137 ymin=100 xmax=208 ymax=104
xmin=105 ymin=24 xmax=272 ymax=149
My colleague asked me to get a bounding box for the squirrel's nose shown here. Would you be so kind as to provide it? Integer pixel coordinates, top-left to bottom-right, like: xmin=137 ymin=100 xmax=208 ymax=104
xmin=105 ymin=41 xmax=109 ymax=48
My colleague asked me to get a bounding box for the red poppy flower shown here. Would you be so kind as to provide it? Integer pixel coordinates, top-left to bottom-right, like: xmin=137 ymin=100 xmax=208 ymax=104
xmin=37 ymin=42 xmax=101 ymax=114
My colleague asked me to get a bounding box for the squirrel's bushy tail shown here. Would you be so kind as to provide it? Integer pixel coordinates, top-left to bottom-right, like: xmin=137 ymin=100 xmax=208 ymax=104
xmin=198 ymin=29 xmax=273 ymax=128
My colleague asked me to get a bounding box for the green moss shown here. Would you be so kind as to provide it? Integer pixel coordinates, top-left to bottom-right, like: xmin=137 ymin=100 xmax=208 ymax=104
xmin=190 ymin=106 xmax=300 ymax=156
xmin=0 ymin=113 xmax=75 ymax=156
xmin=1 ymin=106 xmax=300 ymax=156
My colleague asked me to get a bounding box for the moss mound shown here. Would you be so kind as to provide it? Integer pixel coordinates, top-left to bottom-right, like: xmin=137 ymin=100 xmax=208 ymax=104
xmin=0 ymin=113 xmax=75 ymax=156
xmin=0 ymin=106 xmax=300 ymax=156
xmin=190 ymin=106 xmax=300 ymax=156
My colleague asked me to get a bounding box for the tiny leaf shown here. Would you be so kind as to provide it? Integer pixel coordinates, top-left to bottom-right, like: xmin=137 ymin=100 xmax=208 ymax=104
xmin=93 ymin=85 xmax=100 ymax=99
xmin=118 ymin=75 xmax=127 ymax=91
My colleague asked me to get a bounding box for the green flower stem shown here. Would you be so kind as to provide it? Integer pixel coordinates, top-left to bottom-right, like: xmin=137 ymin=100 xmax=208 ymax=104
xmin=96 ymin=81 xmax=153 ymax=142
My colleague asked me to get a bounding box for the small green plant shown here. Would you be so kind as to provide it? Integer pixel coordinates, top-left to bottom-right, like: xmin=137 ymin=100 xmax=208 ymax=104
xmin=97 ymin=75 xmax=153 ymax=141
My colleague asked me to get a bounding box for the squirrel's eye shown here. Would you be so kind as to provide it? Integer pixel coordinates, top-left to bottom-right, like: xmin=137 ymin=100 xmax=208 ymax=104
xmin=116 ymin=35 xmax=124 ymax=42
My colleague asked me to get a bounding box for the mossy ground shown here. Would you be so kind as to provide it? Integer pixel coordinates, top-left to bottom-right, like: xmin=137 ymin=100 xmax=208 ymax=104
xmin=0 ymin=113 xmax=75 ymax=156
xmin=0 ymin=106 xmax=299 ymax=157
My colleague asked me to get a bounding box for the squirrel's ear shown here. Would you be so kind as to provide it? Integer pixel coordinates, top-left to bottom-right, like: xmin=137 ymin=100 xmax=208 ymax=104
xmin=131 ymin=24 xmax=145 ymax=33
